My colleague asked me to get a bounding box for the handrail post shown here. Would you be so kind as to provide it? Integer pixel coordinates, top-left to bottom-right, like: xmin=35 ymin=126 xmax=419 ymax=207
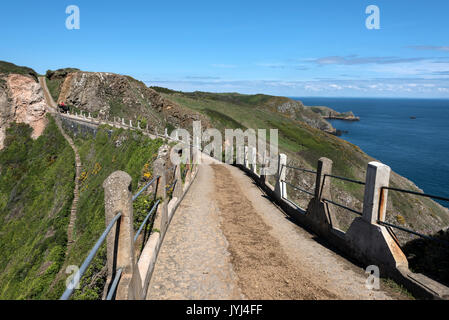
xmin=346 ymin=161 xmax=408 ymax=269
xmin=362 ymin=162 xmax=390 ymax=224
xmin=314 ymin=157 xmax=333 ymax=203
xmin=307 ymin=157 xmax=339 ymax=231
xmin=260 ymin=151 xmax=267 ymax=183
xmin=251 ymin=147 xmax=257 ymax=174
xmin=274 ymin=153 xmax=287 ymax=199
xmin=244 ymin=146 xmax=249 ymax=169
xmin=153 ymin=157 xmax=169 ymax=235
xmin=103 ymin=171 xmax=142 ymax=300
xmin=173 ymin=165 xmax=183 ymax=199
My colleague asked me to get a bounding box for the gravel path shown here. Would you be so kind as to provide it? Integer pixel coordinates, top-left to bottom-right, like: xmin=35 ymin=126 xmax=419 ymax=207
xmin=147 ymin=157 xmax=244 ymax=300
xmin=147 ymin=156 xmax=405 ymax=300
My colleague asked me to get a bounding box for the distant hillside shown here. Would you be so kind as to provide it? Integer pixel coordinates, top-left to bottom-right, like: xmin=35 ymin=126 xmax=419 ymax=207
xmin=150 ymin=88 xmax=338 ymax=134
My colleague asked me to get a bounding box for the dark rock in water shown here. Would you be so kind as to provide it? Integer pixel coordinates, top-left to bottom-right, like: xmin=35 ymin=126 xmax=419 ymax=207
xmin=410 ymin=116 xmax=417 ymax=120
xmin=334 ymin=129 xmax=349 ymax=137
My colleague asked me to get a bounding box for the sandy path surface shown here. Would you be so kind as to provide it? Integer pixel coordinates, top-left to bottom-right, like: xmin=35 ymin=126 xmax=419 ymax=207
xmin=147 ymin=157 xmax=403 ymax=300
xmin=147 ymin=157 xmax=244 ymax=300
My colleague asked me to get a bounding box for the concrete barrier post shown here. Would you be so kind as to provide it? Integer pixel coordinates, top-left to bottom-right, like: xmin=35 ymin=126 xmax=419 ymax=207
xmin=314 ymin=157 xmax=333 ymax=202
xmin=173 ymin=165 xmax=183 ymax=199
xmin=346 ymin=161 xmax=408 ymax=269
xmin=363 ymin=162 xmax=390 ymax=224
xmin=251 ymin=147 xmax=257 ymax=174
xmin=103 ymin=171 xmax=142 ymax=300
xmin=306 ymin=157 xmax=340 ymax=231
xmin=260 ymin=151 xmax=267 ymax=183
xmin=244 ymin=146 xmax=249 ymax=169
xmin=153 ymin=158 xmax=169 ymax=235
xmin=274 ymin=153 xmax=287 ymax=199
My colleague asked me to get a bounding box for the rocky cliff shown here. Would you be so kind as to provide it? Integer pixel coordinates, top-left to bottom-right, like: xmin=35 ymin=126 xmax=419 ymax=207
xmin=0 ymin=72 xmax=47 ymax=149
xmin=48 ymin=70 xmax=209 ymax=132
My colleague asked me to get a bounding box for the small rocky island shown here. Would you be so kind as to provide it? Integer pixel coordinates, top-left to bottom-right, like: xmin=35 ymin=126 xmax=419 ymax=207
xmin=309 ymin=106 xmax=360 ymax=121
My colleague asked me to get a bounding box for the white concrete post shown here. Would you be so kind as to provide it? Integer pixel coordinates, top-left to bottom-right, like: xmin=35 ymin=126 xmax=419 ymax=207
xmin=129 ymin=120 xmax=133 ymax=128
xmin=88 ymin=113 xmax=91 ymax=118
xmin=275 ymin=153 xmax=287 ymax=199
xmin=165 ymin=128 xmax=168 ymax=137
xmin=122 ymin=118 xmax=125 ymax=125
xmin=362 ymin=162 xmax=391 ymax=224
xmin=145 ymin=123 xmax=149 ymax=132
xmin=314 ymin=157 xmax=333 ymax=202
xmin=260 ymin=150 xmax=267 ymax=183
xmin=251 ymin=147 xmax=257 ymax=173
xmin=244 ymin=146 xmax=249 ymax=169
xmin=137 ymin=121 xmax=141 ymax=130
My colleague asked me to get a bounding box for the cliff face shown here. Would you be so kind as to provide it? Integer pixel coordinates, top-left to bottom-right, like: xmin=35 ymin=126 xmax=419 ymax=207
xmin=272 ymin=99 xmax=337 ymax=133
xmin=51 ymin=71 xmax=209 ymax=131
xmin=0 ymin=74 xmax=47 ymax=149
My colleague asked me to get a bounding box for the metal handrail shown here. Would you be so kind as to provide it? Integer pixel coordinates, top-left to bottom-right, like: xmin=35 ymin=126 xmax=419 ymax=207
xmin=379 ymin=186 xmax=449 ymax=246
xmin=132 ymin=176 xmax=159 ymax=201
xmin=324 ymin=174 xmax=365 ymax=186
xmin=322 ymin=198 xmax=363 ymax=216
xmin=106 ymin=268 xmax=123 ymax=300
xmin=282 ymin=164 xmax=317 ymax=175
xmin=378 ymin=220 xmax=449 ymax=247
xmin=282 ymin=180 xmax=315 ymax=197
xmin=382 ymin=186 xmax=449 ymax=203
xmin=60 ymin=212 xmax=122 ymax=300
xmin=181 ymin=167 xmax=189 ymax=180
xmin=134 ymin=200 xmax=161 ymax=242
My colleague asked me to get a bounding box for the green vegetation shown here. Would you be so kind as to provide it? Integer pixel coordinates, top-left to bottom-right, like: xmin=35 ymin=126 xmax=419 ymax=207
xmin=0 ymin=116 xmax=163 ymax=299
xmin=0 ymin=117 xmax=75 ymax=299
xmin=0 ymin=61 xmax=38 ymax=82
xmin=56 ymin=124 xmax=163 ymax=300
xmin=45 ymin=78 xmax=64 ymax=102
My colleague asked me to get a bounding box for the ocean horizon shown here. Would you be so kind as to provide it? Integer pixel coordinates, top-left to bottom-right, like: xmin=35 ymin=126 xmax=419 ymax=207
xmin=293 ymin=97 xmax=449 ymax=208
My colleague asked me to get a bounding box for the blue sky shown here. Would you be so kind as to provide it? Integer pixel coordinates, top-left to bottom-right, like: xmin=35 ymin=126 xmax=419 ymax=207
xmin=1 ymin=0 xmax=449 ymax=97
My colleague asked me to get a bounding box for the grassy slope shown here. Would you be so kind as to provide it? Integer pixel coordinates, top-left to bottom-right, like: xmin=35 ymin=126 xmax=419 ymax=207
xmin=0 ymin=116 xmax=163 ymax=299
xmin=0 ymin=117 xmax=75 ymax=299
xmin=45 ymin=78 xmax=64 ymax=103
xmin=47 ymin=125 xmax=163 ymax=300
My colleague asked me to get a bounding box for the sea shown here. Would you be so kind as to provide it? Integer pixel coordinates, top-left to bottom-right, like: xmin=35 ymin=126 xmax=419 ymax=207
xmin=293 ymin=97 xmax=449 ymax=207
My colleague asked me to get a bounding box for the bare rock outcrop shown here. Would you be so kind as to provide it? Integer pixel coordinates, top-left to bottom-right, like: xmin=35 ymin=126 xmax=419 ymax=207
xmin=0 ymin=74 xmax=47 ymax=149
xmin=57 ymin=71 xmax=209 ymax=131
